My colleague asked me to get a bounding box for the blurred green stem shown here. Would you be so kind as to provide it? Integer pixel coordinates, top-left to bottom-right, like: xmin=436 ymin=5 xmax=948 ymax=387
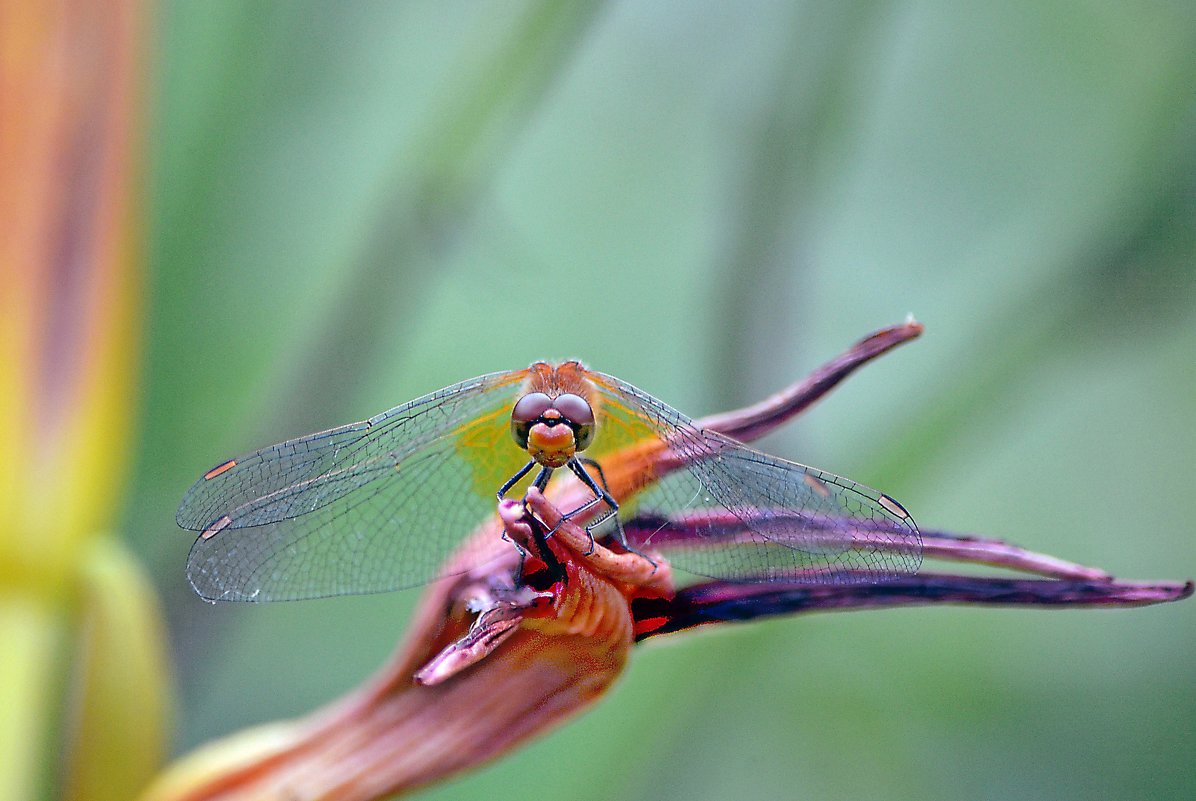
xmin=0 ymin=599 xmax=66 ymax=801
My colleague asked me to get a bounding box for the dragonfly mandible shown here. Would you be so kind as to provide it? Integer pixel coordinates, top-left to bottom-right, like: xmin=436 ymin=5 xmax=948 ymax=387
xmin=177 ymin=361 xmax=922 ymax=601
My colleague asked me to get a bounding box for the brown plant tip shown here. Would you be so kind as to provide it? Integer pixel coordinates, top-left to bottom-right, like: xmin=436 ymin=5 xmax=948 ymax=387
xmin=636 ymin=575 xmax=1193 ymax=640
xmin=698 ymin=318 xmax=924 ymax=442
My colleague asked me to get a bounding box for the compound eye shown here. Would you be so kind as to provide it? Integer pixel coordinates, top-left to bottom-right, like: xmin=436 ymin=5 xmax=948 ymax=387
xmin=512 ymin=392 xmax=553 ymax=423
xmin=511 ymin=392 xmax=552 ymax=448
xmin=554 ymin=393 xmax=594 ymax=426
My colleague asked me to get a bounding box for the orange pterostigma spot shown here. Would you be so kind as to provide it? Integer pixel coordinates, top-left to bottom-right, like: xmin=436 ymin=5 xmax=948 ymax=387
xmin=203 ymin=459 xmax=237 ymax=480
xmin=201 ymin=515 xmax=233 ymax=540
xmin=878 ymin=494 xmax=910 ymax=519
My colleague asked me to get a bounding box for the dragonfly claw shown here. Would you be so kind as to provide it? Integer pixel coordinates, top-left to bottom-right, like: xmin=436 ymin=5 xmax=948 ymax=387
xmin=521 ymin=488 xmax=670 ymax=591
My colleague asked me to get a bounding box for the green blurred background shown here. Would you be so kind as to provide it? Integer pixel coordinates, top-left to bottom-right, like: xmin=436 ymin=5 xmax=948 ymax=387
xmin=126 ymin=2 xmax=1194 ymax=799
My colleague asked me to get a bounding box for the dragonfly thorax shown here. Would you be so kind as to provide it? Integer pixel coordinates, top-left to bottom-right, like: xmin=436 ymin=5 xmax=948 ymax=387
xmin=510 ymin=391 xmax=596 ymax=468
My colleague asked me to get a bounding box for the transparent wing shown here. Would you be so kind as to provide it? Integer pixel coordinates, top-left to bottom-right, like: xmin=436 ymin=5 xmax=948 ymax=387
xmin=177 ymin=370 xmax=532 ymax=601
xmin=587 ymin=372 xmax=922 ymax=584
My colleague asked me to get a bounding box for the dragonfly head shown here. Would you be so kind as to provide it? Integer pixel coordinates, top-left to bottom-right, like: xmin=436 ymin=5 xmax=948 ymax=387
xmin=511 ymin=391 xmax=596 ymax=468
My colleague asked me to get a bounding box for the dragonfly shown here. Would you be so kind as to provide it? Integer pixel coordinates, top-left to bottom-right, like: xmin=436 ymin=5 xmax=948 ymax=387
xmin=177 ymin=361 xmax=922 ymax=601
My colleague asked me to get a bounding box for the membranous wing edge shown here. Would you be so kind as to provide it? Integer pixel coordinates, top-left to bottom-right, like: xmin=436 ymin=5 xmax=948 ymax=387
xmin=178 ymin=369 xmax=530 ymax=601
xmin=177 ymin=370 xmax=525 ymax=534
xmin=589 ymin=371 xmax=923 ymax=583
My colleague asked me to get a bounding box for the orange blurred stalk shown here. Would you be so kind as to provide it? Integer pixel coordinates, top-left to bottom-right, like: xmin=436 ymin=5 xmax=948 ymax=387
xmin=0 ymin=2 xmax=167 ymax=801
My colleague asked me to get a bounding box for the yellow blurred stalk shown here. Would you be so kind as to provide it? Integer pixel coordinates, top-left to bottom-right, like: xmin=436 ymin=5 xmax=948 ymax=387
xmin=0 ymin=2 xmax=169 ymax=800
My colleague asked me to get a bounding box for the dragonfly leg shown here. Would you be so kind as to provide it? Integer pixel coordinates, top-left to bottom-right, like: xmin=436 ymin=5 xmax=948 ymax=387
xmin=543 ymin=494 xmax=600 ymax=553
xmin=500 ymin=529 xmax=530 ymax=581
xmin=497 ymin=459 xmax=537 ymax=501
xmin=502 ymin=497 xmax=566 ymax=586
xmin=576 ymin=456 xmax=611 ymax=492
xmin=561 ymin=459 xmax=653 ymax=566
xmin=566 ymin=458 xmax=614 ymax=513
xmin=518 ymin=466 xmax=571 ymax=569
xmin=568 ymin=460 xmax=658 ymax=568
xmin=607 ymin=518 xmax=656 ymax=569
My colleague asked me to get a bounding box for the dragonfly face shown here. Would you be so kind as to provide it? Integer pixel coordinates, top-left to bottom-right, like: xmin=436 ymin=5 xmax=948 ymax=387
xmin=510 ymin=392 xmax=596 ymax=469
xmin=501 ymin=364 xmax=617 ymax=544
